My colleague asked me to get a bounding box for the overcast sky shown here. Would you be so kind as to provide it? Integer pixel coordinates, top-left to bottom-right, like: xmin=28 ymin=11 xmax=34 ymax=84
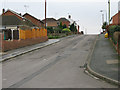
xmin=0 ymin=0 xmax=120 ymax=34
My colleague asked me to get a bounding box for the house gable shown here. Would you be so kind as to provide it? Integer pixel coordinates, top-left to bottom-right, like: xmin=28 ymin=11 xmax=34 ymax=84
xmin=2 ymin=9 xmax=23 ymax=20
xmin=23 ymin=13 xmax=44 ymax=27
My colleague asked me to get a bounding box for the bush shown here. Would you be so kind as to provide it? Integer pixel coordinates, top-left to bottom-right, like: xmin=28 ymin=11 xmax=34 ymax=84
xmin=109 ymin=25 xmax=120 ymax=37
xmin=62 ymin=28 xmax=71 ymax=35
xmin=113 ymin=32 xmax=120 ymax=42
xmin=109 ymin=25 xmax=120 ymax=45
xmin=48 ymin=35 xmax=61 ymax=39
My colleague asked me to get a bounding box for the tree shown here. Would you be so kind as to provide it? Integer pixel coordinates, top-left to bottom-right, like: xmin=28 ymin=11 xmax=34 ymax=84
xmin=70 ymin=23 xmax=77 ymax=33
xmin=47 ymin=27 xmax=54 ymax=34
xmin=63 ymin=24 xmax=67 ymax=29
xmin=102 ymin=22 xmax=108 ymax=30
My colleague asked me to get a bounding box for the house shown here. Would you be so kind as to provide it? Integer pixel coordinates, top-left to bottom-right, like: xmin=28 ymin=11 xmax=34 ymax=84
xmin=106 ymin=11 xmax=120 ymax=32
xmin=23 ymin=13 xmax=44 ymax=28
xmin=1 ymin=14 xmax=35 ymax=40
xmin=0 ymin=9 xmax=48 ymax=51
xmin=58 ymin=17 xmax=70 ymax=28
xmin=42 ymin=18 xmax=58 ymax=29
xmin=112 ymin=11 xmax=120 ymax=25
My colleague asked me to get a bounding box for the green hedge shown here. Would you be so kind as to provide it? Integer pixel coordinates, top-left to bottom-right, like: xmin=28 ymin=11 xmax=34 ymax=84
xmin=109 ymin=25 xmax=120 ymax=45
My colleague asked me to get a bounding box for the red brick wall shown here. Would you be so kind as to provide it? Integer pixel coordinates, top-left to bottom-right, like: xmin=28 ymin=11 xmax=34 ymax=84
xmin=46 ymin=21 xmax=58 ymax=27
xmin=24 ymin=15 xmax=43 ymax=27
xmin=2 ymin=36 xmax=48 ymax=52
xmin=61 ymin=21 xmax=70 ymax=28
xmin=112 ymin=12 xmax=120 ymax=25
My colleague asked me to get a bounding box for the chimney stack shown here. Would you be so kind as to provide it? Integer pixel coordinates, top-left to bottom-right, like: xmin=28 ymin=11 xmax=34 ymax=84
xmin=2 ymin=9 xmax=5 ymax=14
xmin=68 ymin=15 xmax=71 ymax=19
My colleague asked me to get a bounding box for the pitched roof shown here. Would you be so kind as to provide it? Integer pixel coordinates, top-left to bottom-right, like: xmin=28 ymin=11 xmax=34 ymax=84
xmin=1 ymin=15 xmax=35 ymax=27
xmin=1 ymin=15 xmax=22 ymax=26
xmin=42 ymin=18 xmax=57 ymax=22
xmin=58 ymin=18 xmax=70 ymax=22
xmin=2 ymin=9 xmax=24 ymax=20
xmin=23 ymin=13 xmax=44 ymax=24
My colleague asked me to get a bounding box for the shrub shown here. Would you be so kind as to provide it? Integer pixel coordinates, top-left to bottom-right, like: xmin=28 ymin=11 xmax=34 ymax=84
xmin=109 ymin=25 xmax=120 ymax=45
xmin=62 ymin=28 xmax=71 ymax=35
xmin=109 ymin=25 xmax=120 ymax=37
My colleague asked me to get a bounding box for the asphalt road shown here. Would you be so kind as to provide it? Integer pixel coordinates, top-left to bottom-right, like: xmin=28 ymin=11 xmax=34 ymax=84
xmin=2 ymin=35 xmax=117 ymax=88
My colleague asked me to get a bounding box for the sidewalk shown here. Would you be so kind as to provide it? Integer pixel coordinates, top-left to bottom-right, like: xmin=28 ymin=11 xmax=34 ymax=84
xmin=0 ymin=39 xmax=60 ymax=62
xmin=87 ymin=34 xmax=120 ymax=85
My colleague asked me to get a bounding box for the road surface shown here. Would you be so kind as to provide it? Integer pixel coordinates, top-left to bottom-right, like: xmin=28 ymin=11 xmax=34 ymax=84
xmin=2 ymin=35 xmax=117 ymax=88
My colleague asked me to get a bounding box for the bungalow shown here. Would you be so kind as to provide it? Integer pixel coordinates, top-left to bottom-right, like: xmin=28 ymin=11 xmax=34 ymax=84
xmin=42 ymin=18 xmax=58 ymax=29
xmin=1 ymin=14 xmax=35 ymax=40
xmin=58 ymin=17 xmax=70 ymax=28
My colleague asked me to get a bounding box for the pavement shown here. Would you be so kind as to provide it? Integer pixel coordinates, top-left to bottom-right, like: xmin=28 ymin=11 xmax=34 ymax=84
xmin=0 ymin=39 xmax=60 ymax=62
xmin=87 ymin=34 xmax=120 ymax=86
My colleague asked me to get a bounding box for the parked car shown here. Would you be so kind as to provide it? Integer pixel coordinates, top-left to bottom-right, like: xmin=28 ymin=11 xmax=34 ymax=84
xmin=105 ymin=33 xmax=108 ymax=38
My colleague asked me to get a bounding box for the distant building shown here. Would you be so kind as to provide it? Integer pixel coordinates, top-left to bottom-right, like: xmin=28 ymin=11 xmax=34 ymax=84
xmin=42 ymin=18 xmax=58 ymax=29
xmin=58 ymin=17 xmax=70 ymax=28
xmin=23 ymin=13 xmax=44 ymax=28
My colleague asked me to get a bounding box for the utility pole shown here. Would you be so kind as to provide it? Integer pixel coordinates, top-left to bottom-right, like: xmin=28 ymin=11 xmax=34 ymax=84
xmin=45 ymin=0 xmax=47 ymax=29
xmin=108 ymin=0 xmax=110 ymax=25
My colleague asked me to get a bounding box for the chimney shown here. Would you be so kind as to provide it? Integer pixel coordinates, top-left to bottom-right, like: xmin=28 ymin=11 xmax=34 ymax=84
xmin=19 ymin=13 xmax=22 ymax=16
xmin=68 ymin=15 xmax=71 ymax=19
xmin=2 ymin=9 xmax=5 ymax=14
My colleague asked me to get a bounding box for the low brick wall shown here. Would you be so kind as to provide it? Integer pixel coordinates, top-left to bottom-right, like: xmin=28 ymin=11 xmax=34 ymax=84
xmin=2 ymin=36 xmax=48 ymax=52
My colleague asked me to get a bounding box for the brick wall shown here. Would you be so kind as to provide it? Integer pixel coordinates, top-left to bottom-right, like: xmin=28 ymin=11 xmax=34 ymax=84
xmin=2 ymin=36 xmax=48 ymax=52
xmin=112 ymin=12 xmax=120 ymax=25
xmin=61 ymin=21 xmax=70 ymax=28
xmin=24 ymin=14 xmax=44 ymax=27
xmin=46 ymin=21 xmax=58 ymax=27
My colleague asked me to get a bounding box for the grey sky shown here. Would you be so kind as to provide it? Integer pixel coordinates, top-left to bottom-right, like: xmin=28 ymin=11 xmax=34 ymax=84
xmin=0 ymin=0 xmax=119 ymax=34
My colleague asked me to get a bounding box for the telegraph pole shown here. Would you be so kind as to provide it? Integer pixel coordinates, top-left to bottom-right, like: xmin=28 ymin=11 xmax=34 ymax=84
xmin=108 ymin=0 xmax=110 ymax=25
xmin=45 ymin=0 xmax=47 ymax=29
